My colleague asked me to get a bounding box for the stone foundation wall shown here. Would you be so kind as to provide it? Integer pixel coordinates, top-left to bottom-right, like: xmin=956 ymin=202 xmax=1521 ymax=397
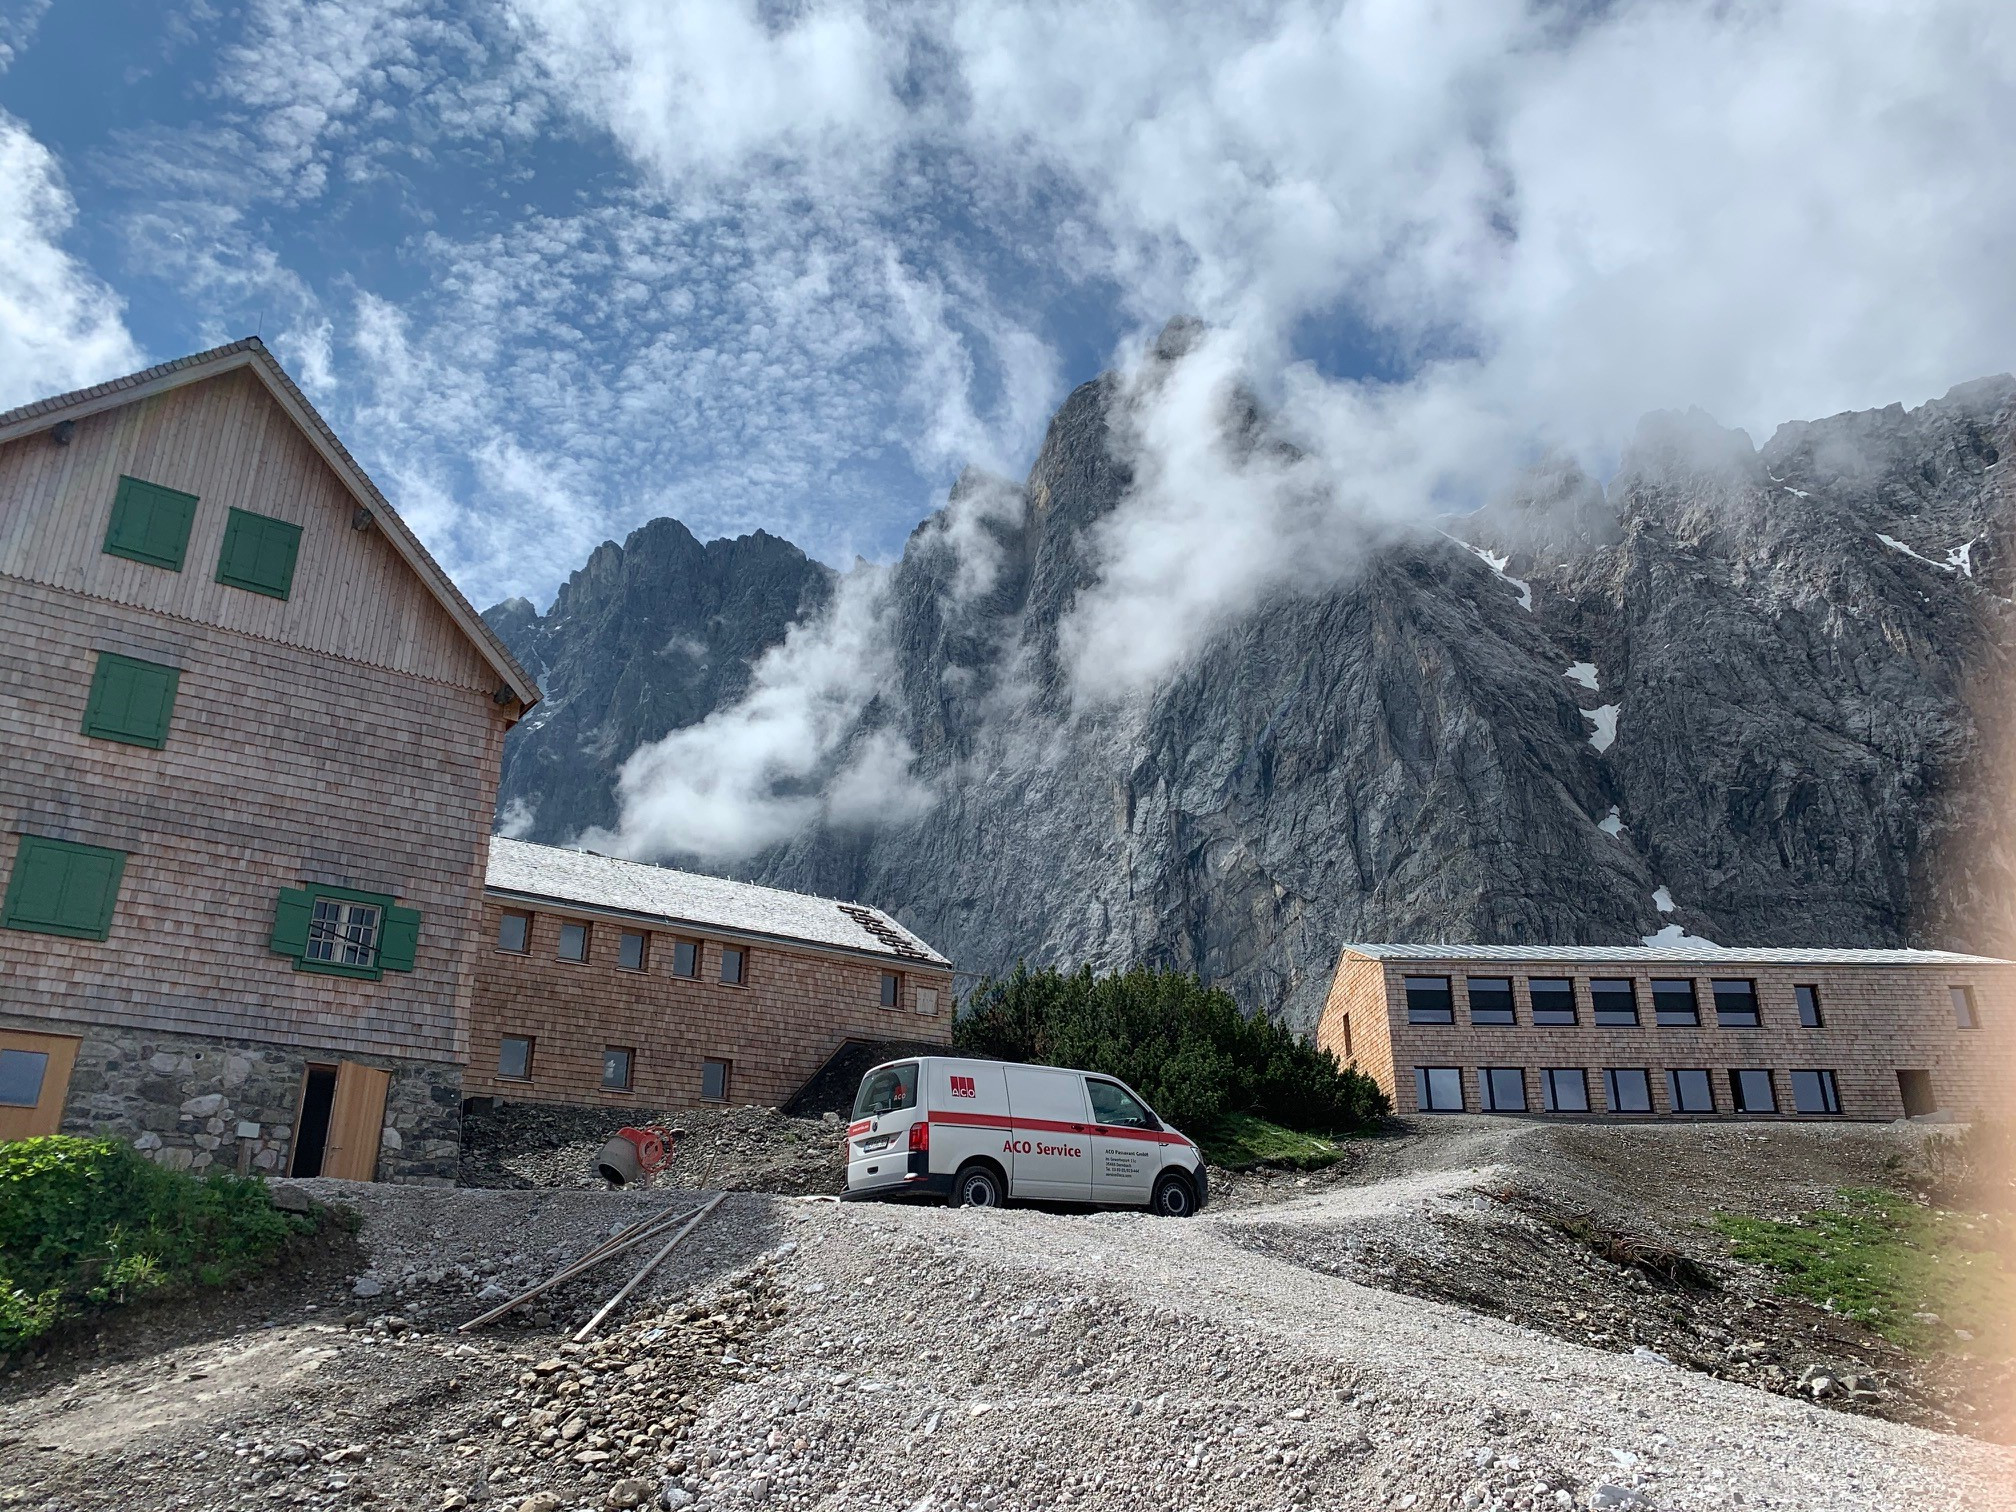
xmin=5 ymin=1015 xmax=463 ymax=1185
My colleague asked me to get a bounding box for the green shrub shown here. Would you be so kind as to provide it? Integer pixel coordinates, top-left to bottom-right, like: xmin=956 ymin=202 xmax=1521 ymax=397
xmin=0 ymin=1136 xmax=313 ymax=1353
xmin=953 ymin=964 xmax=1389 ymax=1134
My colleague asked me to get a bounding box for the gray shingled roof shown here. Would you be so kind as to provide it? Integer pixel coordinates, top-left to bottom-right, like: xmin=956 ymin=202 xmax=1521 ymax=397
xmin=1342 ymin=943 xmax=2011 ymax=966
xmin=0 ymin=338 xmax=538 ymax=706
xmin=486 ymin=838 xmax=949 ymax=965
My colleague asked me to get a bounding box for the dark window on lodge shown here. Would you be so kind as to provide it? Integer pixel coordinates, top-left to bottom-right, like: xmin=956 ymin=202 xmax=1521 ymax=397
xmin=720 ymin=945 xmax=746 ymax=986
xmin=1466 ymin=977 xmax=1515 ymax=1025
xmin=1790 ymin=1069 xmax=1841 ymax=1115
xmin=880 ymin=971 xmax=902 ymax=1008
xmin=497 ymin=911 xmax=531 ymax=953
xmin=619 ymin=930 xmax=649 ymax=971
xmin=1651 ymin=978 xmax=1699 ymax=1026
xmin=102 ymin=475 xmax=199 ymax=571
xmin=1543 ymin=1068 xmax=1589 ymax=1112
xmin=1951 ymin=985 xmax=1979 ymax=1029
xmin=215 ymin=507 xmax=303 ymax=600
xmin=1604 ymin=1068 xmax=1653 ymax=1113
xmin=81 ymin=652 xmax=180 ymax=749
xmin=1414 ymin=1066 xmax=1464 ymax=1112
xmin=1729 ymin=1068 xmax=1776 ymax=1113
xmin=1528 ymin=977 xmax=1577 ymax=1026
xmin=0 ymin=1048 xmax=50 ymax=1108
xmin=672 ymin=939 xmax=700 ymax=977
xmin=1478 ymin=1067 xmax=1527 ymax=1112
xmin=1404 ymin=976 xmax=1454 ymax=1024
xmin=1897 ymin=1068 xmax=1937 ymax=1118
xmin=1795 ymin=984 xmax=1823 ymax=1028
xmin=1339 ymin=1014 xmax=1354 ymax=1060
xmin=557 ymin=921 xmax=589 ymax=962
xmin=601 ymin=1048 xmax=634 ymax=1091
xmin=1713 ymin=979 xmax=1761 ymax=1028
xmin=1590 ymin=978 xmax=1638 ymax=1026
xmin=270 ymin=887 xmax=417 ymax=979
xmin=498 ymin=1035 xmax=533 ymax=1081
xmin=701 ymin=1057 xmax=731 ymax=1102
xmin=2 ymin=834 xmax=128 ymax=941
xmin=1666 ymin=1068 xmax=1716 ymax=1113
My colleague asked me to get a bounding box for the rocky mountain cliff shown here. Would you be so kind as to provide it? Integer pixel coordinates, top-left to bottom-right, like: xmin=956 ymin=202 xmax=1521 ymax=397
xmin=485 ymin=361 xmax=2016 ymax=1029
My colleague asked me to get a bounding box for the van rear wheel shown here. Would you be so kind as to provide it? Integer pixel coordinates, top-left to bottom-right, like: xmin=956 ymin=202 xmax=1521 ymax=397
xmin=1151 ymin=1171 xmax=1198 ymax=1218
xmin=952 ymin=1162 xmax=1005 ymax=1209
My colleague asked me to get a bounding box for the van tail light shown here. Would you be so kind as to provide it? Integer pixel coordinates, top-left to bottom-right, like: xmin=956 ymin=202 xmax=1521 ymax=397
xmin=909 ymin=1120 xmax=930 ymax=1152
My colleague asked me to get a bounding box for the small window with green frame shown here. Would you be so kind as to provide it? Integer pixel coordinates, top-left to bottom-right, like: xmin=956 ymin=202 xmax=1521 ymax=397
xmin=270 ymin=884 xmax=420 ymax=980
xmin=81 ymin=651 xmax=181 ymax=749
xmin=3 ymin=834 xmax=128 ymax=941
xmin=103 ymin=476 xmax=199 ymax=571
xmin=216 ymin=508 xmax=303 ymax=600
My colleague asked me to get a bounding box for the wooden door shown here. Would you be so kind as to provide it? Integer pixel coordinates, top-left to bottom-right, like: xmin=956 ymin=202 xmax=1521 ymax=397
xmin=322 ymin=1063 xmax=391 ymax=1181
xmin=0 ymin=1030 xmax=81 ymax=1142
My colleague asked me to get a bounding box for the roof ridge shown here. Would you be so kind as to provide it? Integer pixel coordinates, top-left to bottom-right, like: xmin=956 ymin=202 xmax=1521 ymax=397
xmin=0 ymin=337 xmax=265 ymax=429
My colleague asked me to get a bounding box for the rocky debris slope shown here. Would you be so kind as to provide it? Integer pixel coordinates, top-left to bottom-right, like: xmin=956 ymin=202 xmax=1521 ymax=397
xmin=4 ymin=1123 xmax=2012 ymax=1511
xmin=486 ymin=360 xmax=2016 ymax=1029
xmin=461 ymin=1102 xmax=844 ymax=1197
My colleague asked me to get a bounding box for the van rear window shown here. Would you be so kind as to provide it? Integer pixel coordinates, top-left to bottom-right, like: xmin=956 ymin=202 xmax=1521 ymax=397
xmin=853 ymin=1063 xmax=919 ymax=1119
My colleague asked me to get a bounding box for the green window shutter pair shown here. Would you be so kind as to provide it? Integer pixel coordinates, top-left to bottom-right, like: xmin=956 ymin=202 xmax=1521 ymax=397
xmin=102 ymin=478 xmax=302 ymax=602
xmin=216 ymin=508 xmax=302 ymax=600
xmin=103 ymin=477 xmax=199 ymax=571
xmin=3 ymin=835 xmax=127 ymax=941
xmin=81 ymin=652 xmax=180 ymax=748
xmin=269 ymin=887 xmax=421 ymax=975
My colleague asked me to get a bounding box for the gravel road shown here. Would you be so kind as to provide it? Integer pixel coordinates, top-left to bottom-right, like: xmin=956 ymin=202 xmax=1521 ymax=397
xmin=3 ymin=1122 xmax=2010 ymax=1512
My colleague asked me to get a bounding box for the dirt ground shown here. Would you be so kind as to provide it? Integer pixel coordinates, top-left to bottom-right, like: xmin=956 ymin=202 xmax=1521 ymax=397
xmin=2 ymin=1117 xmax=2011 ymax=1512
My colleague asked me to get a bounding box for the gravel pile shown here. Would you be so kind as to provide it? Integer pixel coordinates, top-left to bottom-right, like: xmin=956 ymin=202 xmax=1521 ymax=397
xmin=460 ymin=1103 xmax=844 ymax=1197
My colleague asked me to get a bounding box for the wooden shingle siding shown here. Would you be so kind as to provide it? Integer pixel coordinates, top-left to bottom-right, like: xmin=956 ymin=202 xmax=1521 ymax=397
xmin=1317 ymin=950 xmax=2016 ymax=1120
xmin=0 ymin=369 xmax=494 ymax=694
xmin=467 ymin=901 xmax=955 ymax=1111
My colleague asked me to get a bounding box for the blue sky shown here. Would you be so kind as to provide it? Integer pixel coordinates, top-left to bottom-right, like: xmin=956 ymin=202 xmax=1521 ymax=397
xmin=4 ymin=1 xmax=2014 ymax=623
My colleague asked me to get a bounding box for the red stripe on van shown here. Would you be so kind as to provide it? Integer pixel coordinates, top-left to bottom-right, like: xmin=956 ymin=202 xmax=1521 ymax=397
xmin=929 ymin=1109 xmax=1193 ymax=1147
xmin=847 ymin=1120 xmax=871 ymax=1136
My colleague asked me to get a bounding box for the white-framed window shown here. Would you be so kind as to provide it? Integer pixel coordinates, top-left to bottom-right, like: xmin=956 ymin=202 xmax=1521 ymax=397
xmin=1478 ymin=1067 xmax=1527 ymax=1112
xmin=1542 ymin=1068 xmax=1589 ymax=1113
xmin=1414 ymin=1066 xmax=1464 ymax=1112
xmin=306 ymin=898 xmax=381 ymax=967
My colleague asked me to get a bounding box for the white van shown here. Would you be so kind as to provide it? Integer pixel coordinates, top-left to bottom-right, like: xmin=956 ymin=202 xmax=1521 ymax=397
xmin=843 ymin=1055 xmax=1208 ymax=1216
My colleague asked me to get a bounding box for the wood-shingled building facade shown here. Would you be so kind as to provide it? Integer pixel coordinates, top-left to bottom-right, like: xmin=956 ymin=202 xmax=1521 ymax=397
xmin=0 ymin=340 xmax=539 ymax=1182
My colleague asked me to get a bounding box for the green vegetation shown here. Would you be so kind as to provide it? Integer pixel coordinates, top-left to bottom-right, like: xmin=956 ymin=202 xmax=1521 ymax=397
xmin=0 ymin=1136 xmax=315 ymax=1353
xmin=1715 ymin=1186 xmax=2014 ymax=1354
xmin=1193 ymin=1111 xmax=1347 ymax=1170
xmin=953 ymin=964 xmax=1390 ymax=1135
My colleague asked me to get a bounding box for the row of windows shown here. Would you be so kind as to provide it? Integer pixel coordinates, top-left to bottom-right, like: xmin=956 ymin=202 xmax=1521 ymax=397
xmin=1414 ymin=1064 xmax=1843 ymax=1116
xmin=498 ymin=909 xmax=932 ymax=1012
xmin=1403 ymin=975 xmax=1981 ymax=1031
xmin=105 ymin=474 xmax=302 ymax=599
xmin=496 ymin=1034 xmax=732 ymax=1102
xmin=1 ymin=833 xmax=419 ymax=980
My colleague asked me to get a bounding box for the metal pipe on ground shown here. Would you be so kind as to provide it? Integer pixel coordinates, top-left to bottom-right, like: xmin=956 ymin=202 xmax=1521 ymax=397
xmin=456 ymin=1197 xmax=703 ymax=1332
xmin=572 ymin=1192 xmax=726 ymax=1342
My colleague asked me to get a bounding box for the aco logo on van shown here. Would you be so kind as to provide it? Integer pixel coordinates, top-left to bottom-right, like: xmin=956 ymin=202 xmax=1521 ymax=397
xmin=949 ymin=1075 xmax=977 ymax=1098
xmin=1002 ymin=1139 xmax=1083 ymax=1158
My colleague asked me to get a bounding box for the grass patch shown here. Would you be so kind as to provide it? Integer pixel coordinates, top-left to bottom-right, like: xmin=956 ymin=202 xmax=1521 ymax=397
xmin=1714 ymin=1186 xmax=2014 ymax=1354
xmin=0 ymin=1136 xmax=316 ymax=1354
xmin=1196 ymin=1111 xmax=1347 ymax=1170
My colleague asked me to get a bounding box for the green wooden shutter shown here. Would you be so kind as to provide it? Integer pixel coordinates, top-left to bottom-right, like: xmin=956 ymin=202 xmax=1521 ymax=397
xmin=216 ymin=509 xmax=303 ymax=600
xmin=2 ymin=835 xmax=127 ymax=940
xmin=81 ymin=653 xmax=181 ymax=748
xmin=270 ymin=888 xmax=314 ymax=958
xmin=378 ymin=906 xmax=421 ymax=972
xmin=103 ymin=477 xmax=200 ymax=571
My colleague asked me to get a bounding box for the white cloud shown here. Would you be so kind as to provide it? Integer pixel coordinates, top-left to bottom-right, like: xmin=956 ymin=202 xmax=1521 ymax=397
xmin=0 ymin=112 xmax=142 ymax=409
xmin=585 ymin=565 xmax=934 ymax=862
